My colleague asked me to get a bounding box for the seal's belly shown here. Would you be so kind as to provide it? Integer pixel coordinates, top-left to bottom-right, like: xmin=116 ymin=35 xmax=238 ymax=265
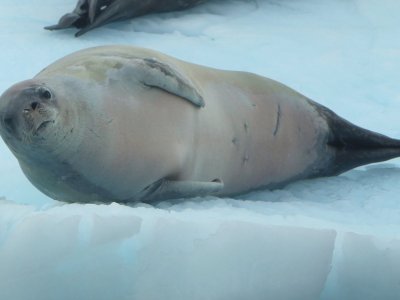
xmin=190 ymin=76 xmax=328 ymax=195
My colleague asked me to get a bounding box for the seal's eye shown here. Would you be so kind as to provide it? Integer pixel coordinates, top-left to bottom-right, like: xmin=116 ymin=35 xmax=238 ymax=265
xmin=37 ymin=87 xmax=52 ymax=100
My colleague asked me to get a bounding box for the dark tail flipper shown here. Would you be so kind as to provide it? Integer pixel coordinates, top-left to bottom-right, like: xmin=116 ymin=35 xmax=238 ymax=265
xmin=314 ymin=103 xmax=400 ymax=176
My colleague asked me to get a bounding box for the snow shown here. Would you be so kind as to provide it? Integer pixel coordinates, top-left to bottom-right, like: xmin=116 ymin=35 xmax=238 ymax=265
xmin=0 ymin=0 xmax=400 ymax=299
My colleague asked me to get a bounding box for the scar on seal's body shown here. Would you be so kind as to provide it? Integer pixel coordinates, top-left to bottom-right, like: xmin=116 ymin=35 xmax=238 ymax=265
xmin=273 ymin=104 xmax=281 ymax=136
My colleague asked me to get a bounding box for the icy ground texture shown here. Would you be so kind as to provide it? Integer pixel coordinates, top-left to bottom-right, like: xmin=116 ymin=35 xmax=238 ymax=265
xmin=1 ymin=0 xmax=400 ymax=299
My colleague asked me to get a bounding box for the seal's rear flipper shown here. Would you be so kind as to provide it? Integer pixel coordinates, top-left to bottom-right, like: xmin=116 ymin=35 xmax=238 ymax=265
xmin=139 ymin=179 xmax=224 ymax=202
xmin=45 ymin=13 xmax=84 ymax=30
xmin=315 ymin=103 xmax=400 ymax=176
xmin=45 ymin=0 xmax=90 ymax=30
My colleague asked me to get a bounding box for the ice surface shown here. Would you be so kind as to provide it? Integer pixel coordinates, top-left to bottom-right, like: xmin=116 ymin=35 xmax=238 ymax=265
xmin=1 ymin=0 xmax=400 ymax=299
xmin=0 ymin=201 xmax=336 ymax=300
xmin=328 ymin=233 xmax=400 ymax=300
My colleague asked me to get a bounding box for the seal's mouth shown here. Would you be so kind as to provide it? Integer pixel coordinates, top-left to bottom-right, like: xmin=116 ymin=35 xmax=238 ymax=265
xmin=34 ymin=120 xmax=55 ymax=135
xmin=23 ymin=103 xmax=56 ymax=137
xmin=21 ymin=98 xmax=57 ymax=137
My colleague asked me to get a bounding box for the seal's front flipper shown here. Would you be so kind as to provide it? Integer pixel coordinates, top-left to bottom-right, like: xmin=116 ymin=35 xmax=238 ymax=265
xmin=125 ymin=58 xmax=205 ymax=108
xmin=88 ymin=0 xmax=114 ymax=24
xmin=75 ymin=0 xmax=137 ymax=37
xmin=139 ymin=58 xmax=205 ymax=107
xmin=139 ymin=179 xmax=224 ymax=202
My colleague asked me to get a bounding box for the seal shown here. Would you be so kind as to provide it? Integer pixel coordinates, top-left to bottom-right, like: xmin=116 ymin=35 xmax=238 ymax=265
xmin=45 ymin=0 xmax=207 ymax=37
xmin=1 ymin=45 xmax=400 ymax=203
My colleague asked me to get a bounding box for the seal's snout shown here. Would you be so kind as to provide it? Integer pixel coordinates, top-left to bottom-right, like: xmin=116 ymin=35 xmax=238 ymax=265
xmin=27 ymin=101 xmax=39 ymax=111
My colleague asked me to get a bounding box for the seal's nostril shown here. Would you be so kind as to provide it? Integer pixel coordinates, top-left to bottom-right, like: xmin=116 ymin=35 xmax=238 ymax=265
xmin=31 ymin=102 xmax=39 ymax=110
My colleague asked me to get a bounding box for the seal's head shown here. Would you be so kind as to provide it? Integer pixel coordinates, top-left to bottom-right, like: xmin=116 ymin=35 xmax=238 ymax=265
xmin=0 ymin=79 xmax=81 ymax=163
xmin=0 ymin=81 xmax=57 ymax=143
xmin=0 ymin=78 xmax=94 ymax=202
